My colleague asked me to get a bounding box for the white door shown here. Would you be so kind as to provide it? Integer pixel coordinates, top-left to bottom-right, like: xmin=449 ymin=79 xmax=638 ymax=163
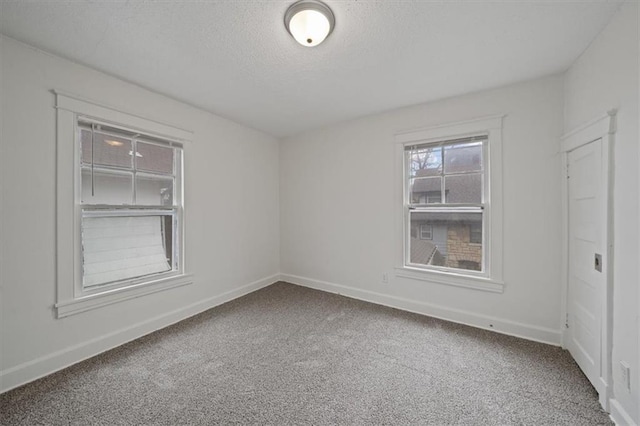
xmin=566 ymin=138 xmax=606 ymax=398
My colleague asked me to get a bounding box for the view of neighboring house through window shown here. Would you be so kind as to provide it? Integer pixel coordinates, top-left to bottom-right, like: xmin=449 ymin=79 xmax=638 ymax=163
xmin=420 ymin=224 xmax=433 ymax=240
xmin=79 ymin=121 xmax=183 ymax=291
xmin=469 ymin=223 xmax=482 ymax=245
xmin=405 ymin=136 xmax=486 ymax=273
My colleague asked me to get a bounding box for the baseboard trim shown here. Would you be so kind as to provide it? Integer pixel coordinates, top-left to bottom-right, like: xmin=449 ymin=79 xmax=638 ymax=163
xmin=609 ymin=399 xmax=637 ymax=426
xmin=281 ymin=273 xmax=562 ymax=346
xmin=0 ymin=274 xmax=279 ymax=394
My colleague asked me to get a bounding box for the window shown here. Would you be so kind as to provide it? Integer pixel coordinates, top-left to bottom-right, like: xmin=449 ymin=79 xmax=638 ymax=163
xmin=55 ymin=92 xmax=193 ymax=317
xmin=79 ymin=122 xmax=182 ymax=291
xmin=394 ymin=116 xmax=504 ymax=292
xmin=406 ymin=136 xmax=485 ymax=273
xmin=469 ymin=223 xmax=482 ymax=245
xmin=419 ymin=224 xmax=433 ymax=240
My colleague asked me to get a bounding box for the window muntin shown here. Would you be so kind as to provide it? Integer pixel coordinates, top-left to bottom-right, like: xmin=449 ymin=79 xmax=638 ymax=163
xmin=79 ymin=121 xmax=183 ymax=292
xmin=405 ymin=136 xmax=486 ymax=274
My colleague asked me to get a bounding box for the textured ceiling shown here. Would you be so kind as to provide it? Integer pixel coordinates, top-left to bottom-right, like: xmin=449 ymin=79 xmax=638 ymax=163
xmin=0 ymin=1 xmax=622 ymax=138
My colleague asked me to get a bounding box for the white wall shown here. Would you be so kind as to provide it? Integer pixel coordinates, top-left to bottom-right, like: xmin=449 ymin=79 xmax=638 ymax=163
xmin=564 ymin=2 xmax=639 ymax=424
xmin=0 ymin=37 xmax=280 ymax=391
xmin=280 ymin=74 xmax=565 ymax=344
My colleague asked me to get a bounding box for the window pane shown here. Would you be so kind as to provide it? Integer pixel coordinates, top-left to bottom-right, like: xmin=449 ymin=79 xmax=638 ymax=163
xmin=444 ymin=142 xmax=482 ymax=174
xmin=408 ymin=146 xmax=442 ymax=178
xmin=444 ymin=173 xmax=482 ymax=204
xmin=81 ymin=215 xmax=172 ymax=287
xmin=410 ymin=177 xmax=442 ymax=204
xmin=136 ymin=174 xmax=174 ymax=206
xmin=409 ymin=211 xmax=482 ymax=272
xmin=81 ymin=169 xmax=133 ymax=204
xmin=89 ymin=132 xmax=133 ymax=168
xmin=136 ymin=142 xmax=174 ymax=174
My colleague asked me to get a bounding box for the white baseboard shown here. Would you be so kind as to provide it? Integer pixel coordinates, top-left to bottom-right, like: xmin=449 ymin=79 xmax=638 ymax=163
xmin=281 ymin=273 xmax=562 ymax=346
xmin=0 ymin=274 xmax=279 ymax=394
xmin=610 ymin=399 xmax=638 ymax=426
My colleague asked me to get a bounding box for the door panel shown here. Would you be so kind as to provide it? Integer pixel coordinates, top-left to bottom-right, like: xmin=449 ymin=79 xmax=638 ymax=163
xmin=567 ymin=138 xmax=604 ymax=396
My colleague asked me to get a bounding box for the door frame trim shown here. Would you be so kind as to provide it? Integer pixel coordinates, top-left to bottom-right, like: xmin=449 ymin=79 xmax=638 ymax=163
xmin=559 ymin=110 xmax=616 ymax=411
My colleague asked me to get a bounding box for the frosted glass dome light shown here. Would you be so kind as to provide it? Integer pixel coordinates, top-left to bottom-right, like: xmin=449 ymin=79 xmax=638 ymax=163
xmin=285 ymin=0 xmax=335 ymax=47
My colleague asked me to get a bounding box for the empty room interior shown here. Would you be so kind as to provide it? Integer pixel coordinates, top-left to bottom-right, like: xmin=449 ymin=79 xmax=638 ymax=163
xmin=0 ymin=0 xmax=638 ymax=424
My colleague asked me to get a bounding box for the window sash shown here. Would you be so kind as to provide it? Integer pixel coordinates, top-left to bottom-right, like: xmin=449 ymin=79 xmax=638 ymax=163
xmin=405 ymin=136 xmax=486 ymax=206
xmin=80 ymin=208 xmax=180 ymax=293
xmin=407 ymin=209 xmax=485 ymax=274
xmin=79 ymin=122 xmax=181 ymax=207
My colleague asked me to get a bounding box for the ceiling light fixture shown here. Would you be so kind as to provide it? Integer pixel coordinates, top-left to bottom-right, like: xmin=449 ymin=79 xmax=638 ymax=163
xmin=105 ymin=139 xmax=124 ymax=147
xmin=285 ymin=0 xmax=335 ymax=47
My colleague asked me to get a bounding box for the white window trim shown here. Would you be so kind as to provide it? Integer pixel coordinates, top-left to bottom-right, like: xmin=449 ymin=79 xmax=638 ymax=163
xmin=54 ymin=91 xmax=194 ymax=318
xmin=394 ymin=115 xmax=505 ymax=292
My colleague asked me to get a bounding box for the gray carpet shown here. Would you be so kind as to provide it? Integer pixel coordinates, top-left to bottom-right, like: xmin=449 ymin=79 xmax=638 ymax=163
xmin=1 ymin=282 xmax=611 ymax=425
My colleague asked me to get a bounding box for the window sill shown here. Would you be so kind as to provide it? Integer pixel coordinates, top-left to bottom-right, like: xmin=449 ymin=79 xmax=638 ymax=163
xmin=55 ymin=273 xmax=194 ymax=318
xmin=394 ymin=266 xmax=504 ymax=293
